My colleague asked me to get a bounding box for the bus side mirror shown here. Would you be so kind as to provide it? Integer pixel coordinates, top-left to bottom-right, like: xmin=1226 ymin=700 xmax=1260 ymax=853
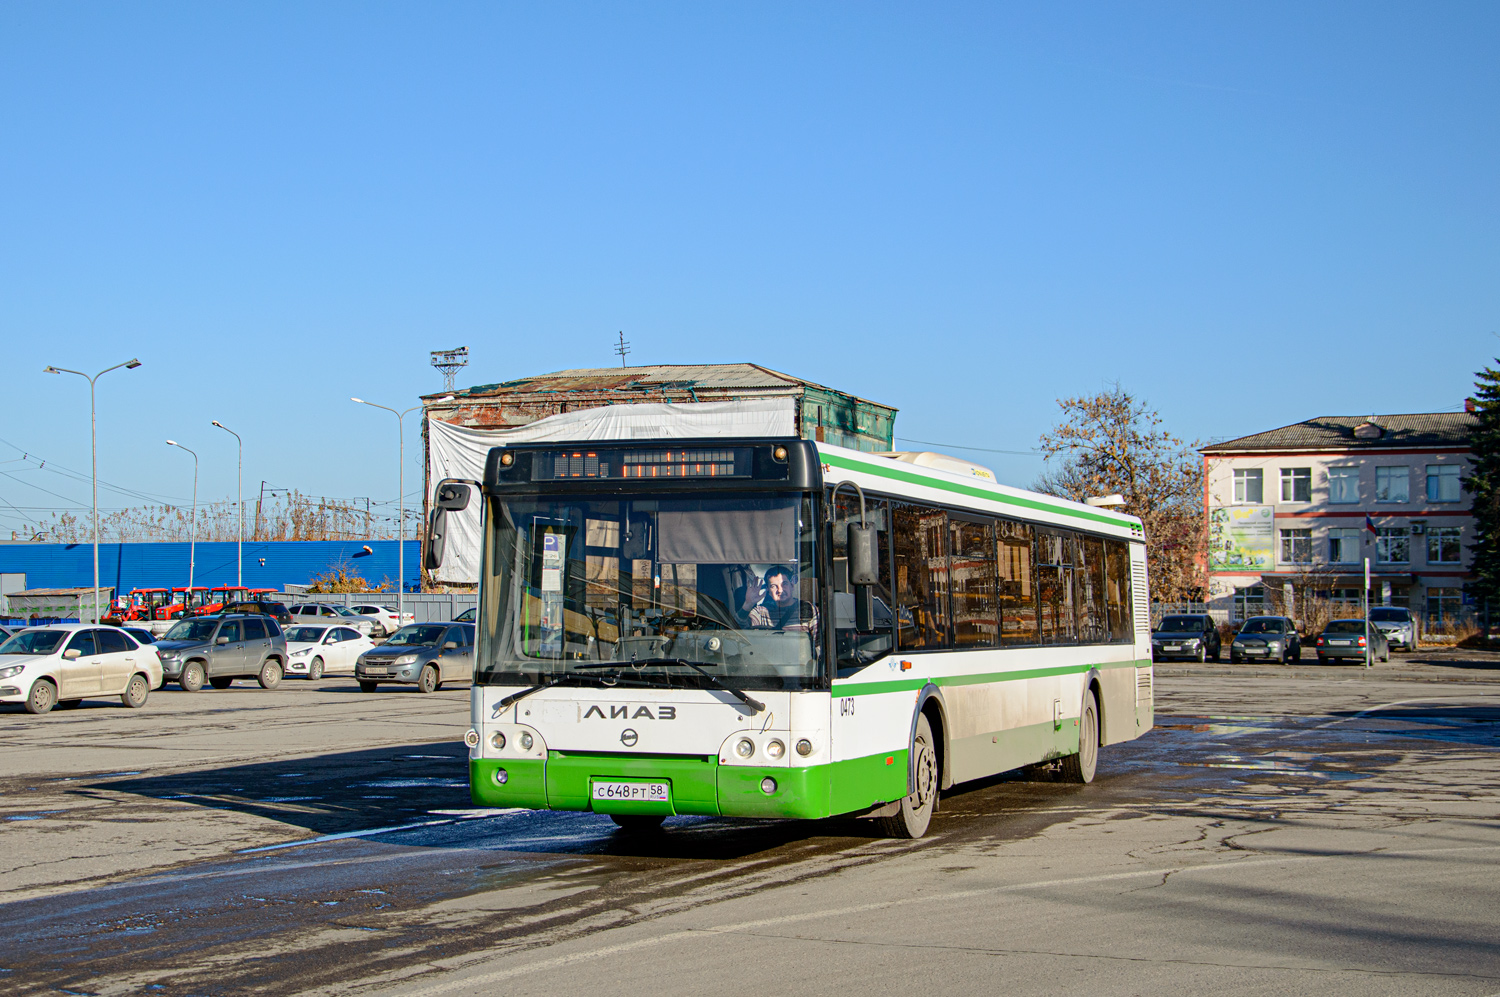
xmin=425 ymin=483 xmax=472 ymax=570
xmin=849 ymin=523 xmax=879 ymax=630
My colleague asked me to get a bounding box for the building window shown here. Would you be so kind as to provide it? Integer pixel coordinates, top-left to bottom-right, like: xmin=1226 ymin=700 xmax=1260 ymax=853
xmin=1280 ymin=468 xmax=1311 ymax=503
xmin=1328 ymin=587 xmax=1362 ymax=606
xmin=1234 ymin=468 xmax=1263 ymax=504
xmin=1426 ymin=587 xmax=1462 ymax=624
xmin=1427 ymin=526 xmax=1462 ymax=564
xmin=1425 ymin=464 xmax=1461 ymax=503
xmin=1327 ymin=466 xmax=1360 ymax=504
xmin=1375 ymin=466 xmax=1409 ymax=503
xmin=1376 ymin=527 xmax=1410 ymax=564
xmin=1328 ymin=528 xmax=1361 ymax=563
xmin=1233 ymin=585 xmax=1265 ymax=620
xmin=1280 ymin=528 xmax=1311 ymax=564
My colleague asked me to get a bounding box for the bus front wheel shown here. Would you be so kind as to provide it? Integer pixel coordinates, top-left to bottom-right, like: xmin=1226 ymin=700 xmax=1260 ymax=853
xmin=878 ymin=713 xmax=937 ymax=839
xmin=1059 ymin=689 xmax=1099 ymax=784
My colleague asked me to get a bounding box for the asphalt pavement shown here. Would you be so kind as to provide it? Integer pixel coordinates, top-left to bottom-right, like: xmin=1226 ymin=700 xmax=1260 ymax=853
xmin=1 ymin=669 xmax=1497 ymax=996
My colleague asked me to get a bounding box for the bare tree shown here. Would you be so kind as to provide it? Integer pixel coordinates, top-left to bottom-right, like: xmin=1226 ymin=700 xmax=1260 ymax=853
xmin=1035 ymin=385 xmax=1207 ymax=603
xmin=42 ymin=492 xmax=418 ymax=544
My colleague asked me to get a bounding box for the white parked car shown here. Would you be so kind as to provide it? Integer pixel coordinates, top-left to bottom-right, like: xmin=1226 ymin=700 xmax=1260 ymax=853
xmin=283 ymin=624 xmax=375 ymax=680
xmin=347 ymin=604 xmax=413 ymax=637
xmin=285 ymin=603 xmax=377 ymax=637
xmin=0 ymin=624 xmax=163 ymax=714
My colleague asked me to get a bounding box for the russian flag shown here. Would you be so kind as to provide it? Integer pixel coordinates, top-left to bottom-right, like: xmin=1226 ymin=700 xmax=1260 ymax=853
xmin=1365 ymin=513 xmax=1378 ymax=535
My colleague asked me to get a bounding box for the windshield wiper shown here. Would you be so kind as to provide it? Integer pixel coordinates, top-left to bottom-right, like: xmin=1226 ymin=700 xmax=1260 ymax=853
xmin=492 ymin=673 xmax=605 ymax=714
xmin=575 ymin=658 xmax=766 ymax=714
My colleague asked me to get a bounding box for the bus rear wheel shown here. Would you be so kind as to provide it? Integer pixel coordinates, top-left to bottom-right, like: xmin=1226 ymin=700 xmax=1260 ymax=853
xmin=1059 ymin=689 xmax=1099 ymax=784
xmin=610 ymin=814 xmax=666 ymax=832
xmin=877 ymin=713 xmax=937 ymax=839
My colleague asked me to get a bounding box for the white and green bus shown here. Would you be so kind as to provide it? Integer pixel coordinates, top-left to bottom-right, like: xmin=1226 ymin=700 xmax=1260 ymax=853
xmin=431 ymin=438 xmax=1152 ymax=839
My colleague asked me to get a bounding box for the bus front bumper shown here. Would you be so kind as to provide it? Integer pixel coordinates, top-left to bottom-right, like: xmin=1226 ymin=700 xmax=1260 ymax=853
xmin=470 ymin=754 xmax=837 ymax=820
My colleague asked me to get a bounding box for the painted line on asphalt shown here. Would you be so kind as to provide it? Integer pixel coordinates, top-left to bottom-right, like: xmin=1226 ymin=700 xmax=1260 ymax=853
xmin=390 ymin=843 xmax=1500 ymax=997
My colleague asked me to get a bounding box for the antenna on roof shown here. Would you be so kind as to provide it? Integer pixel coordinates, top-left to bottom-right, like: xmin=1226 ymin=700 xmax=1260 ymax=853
xmin=430 ymin=347 xmax=469 ymax=392
xmin=615 ymin=331 xmax=631 ymax=368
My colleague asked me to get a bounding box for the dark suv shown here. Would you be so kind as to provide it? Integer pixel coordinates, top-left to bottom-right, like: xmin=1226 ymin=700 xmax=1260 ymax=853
xmin=219 ymin=600 xmax=293 ymax=627
xmin=154 ymin=614 xmax=289 ymax=691
xmin=1152 ymin=614 xmax=1221 ymax=662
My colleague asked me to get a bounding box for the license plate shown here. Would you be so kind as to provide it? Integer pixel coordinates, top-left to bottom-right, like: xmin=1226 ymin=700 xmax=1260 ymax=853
xmin=1331 ymin=640 xmax=1350 ymax=646
xmin=592 ymin=781 xmax=669 ymax=802
xmin=1164 ymin=644 xmax=1181 ymax=651
xmin=364 ymin=667 xmax=390 ymax=676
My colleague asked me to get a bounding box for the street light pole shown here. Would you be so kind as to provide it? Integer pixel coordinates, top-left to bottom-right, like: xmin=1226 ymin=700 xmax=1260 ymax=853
xmin=351 ymin=398 xmax=421 ymax=624
xmin=44 ymin=358 xmax=142 ymax=623
xmin=211 ymin=420 xmax=243 ymax=588
xmin=166 ymin=441 xmax=199 ymax=594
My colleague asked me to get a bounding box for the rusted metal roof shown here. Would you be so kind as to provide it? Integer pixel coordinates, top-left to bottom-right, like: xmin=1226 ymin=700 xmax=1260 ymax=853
xmin=425 ymin=363 xmax=889 ymax=408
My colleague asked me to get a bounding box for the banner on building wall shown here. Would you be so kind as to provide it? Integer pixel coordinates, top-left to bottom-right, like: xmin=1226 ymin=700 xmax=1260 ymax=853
xmin=1209 ymin=505 xmax=1275 ymax=571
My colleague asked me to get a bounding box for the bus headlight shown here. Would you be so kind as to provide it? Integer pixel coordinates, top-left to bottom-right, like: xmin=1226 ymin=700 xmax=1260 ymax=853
xmin=735 ymin=738 xmax=754 ymax=758
xmin=765 ymin=739 xmax=785 ymax=760
xmin=490 ymin=731 xmax=506 ymax=750
xmin=463 ymin=729 xmax=480 ymax=748
xmin=493 ymin=768 xmax=509 ymax=785
xmin=519 ymin=731 xmax=534 ymax=750
xmin=795 ymin=739 xmax=813 ymax=757
xmin=760 ymin=777 xmax=777 ymax=794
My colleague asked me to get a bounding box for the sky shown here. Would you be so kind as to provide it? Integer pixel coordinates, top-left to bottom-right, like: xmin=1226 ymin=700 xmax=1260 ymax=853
xmin=2 ymin=2 xmax=1496 ymax=537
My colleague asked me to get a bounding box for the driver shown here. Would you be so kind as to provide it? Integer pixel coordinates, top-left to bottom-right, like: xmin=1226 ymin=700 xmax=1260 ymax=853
xmin=748 ymin=564 xmax=818 ymax=637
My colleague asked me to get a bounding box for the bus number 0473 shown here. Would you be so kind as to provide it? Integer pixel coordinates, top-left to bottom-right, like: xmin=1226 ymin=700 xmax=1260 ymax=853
xmin=839 ymin=698 xmax=855 ymax=717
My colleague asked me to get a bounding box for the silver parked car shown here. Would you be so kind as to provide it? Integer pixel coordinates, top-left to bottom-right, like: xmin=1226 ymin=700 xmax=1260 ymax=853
xmin=1367 ymin=606 xmax=1416 ymax=651
xmin=355 ymin=622 xmax=474 ymax=694
xmin=286 ymin=603 xmax=378 ymax=637
xmin=154 ymin=614 xmax=289 ymax=691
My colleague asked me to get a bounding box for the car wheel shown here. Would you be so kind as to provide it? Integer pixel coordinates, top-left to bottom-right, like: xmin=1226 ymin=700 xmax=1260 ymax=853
xmin=417 ymin=665 xmax=438 ymax=694
xmin=1213 ymin=645 xmax=1222 ymax=662
xmin=309 ymin=658 xmax=324 ymax=681
xmin=1197 ymin=644 xmax=1206 ymax=663
xmin=1231 ymin=654 xmax=1242 ymax=664
xmin=181 ymin=662 xmax=205 ymax=692
xmin=25 ymin=679 xmax=58 ymax=714
xmin=121 ymin=674 xmax=149 ymax=709
xmin=1290 ymin=647 xmax=1301 ymax=663
xmin=359 ymin=680 xmax=378 ymax=693
xmin=258 ymin=660 xmax=283 ymax=689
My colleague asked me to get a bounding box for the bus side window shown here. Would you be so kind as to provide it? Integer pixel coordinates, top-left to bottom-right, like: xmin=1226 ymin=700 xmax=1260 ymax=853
xmin=1105 ymin=540 xmax=1132 ymax=641
xmin=997 ymin=519 xmax=1038 ymax=645
xmin=893 ymin=502 xmax=950 ymax=651
xmin=1079 ymin=535 xmax=1108 ymax=643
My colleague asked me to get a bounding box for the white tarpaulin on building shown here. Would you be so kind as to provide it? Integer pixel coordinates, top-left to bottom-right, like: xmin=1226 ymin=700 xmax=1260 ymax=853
xmin=426 ymin=398 xmax=796 ymax=583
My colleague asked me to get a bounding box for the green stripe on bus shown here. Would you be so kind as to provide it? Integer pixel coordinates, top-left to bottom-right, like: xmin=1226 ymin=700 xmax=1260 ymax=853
xmin=820 ymin=450 xmax=1134 ymax=529
xmin=832 ymin=658 xmax=1149 ymax=697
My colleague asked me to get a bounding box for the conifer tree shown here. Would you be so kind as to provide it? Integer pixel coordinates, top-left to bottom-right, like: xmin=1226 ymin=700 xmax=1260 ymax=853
xmin=1466 ymin=362 xmax=1500 ymax=607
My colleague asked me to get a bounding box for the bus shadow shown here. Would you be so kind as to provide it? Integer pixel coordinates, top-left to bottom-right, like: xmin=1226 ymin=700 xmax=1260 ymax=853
xmin=87 ymin=744 xmax=883 ymax=862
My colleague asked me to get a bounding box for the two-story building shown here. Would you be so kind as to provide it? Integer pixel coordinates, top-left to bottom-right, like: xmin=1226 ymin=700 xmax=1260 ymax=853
xmin=1201 ymin=411 xmax=1475 ymax=630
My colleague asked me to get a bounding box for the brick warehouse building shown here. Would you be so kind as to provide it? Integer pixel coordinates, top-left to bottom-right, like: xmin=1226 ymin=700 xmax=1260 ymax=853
xmin=1201 ymin=411 xmax=1476 ymax=632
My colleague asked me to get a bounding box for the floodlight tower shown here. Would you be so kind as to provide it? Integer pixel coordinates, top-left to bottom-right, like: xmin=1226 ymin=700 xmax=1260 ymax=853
xmin=430 ymin=347 xmax=469 ymax=392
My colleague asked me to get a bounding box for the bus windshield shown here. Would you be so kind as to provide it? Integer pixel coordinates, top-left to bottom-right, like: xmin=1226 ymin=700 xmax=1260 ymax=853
xmin=477 ymin=493 xmax=822 ymax=690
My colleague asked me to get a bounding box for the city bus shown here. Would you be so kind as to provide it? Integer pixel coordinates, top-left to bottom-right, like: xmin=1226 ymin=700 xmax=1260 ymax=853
xmin=430 ymin=438 xmax=1152 ymax=839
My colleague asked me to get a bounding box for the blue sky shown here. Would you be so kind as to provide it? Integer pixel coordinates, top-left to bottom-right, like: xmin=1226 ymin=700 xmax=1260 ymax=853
xmin=2 ymin=3 xmax=1495 ymax=534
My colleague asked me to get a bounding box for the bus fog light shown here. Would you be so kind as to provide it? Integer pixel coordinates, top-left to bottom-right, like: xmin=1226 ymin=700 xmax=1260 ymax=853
xmin=490 ymin=731 xmax=506 ymax=750
xmin=795 ymin=739 xmax=812 ymax=757
xmin=735 ymin=738 xmax=754 ymax=758
xmin=519 ymin=731 xmax=534 ymax=750
xmin=493 ymin=768 xmax=509 ymax=785
xmin=765 ymin=739 xmax=785 ymax=759
xmin=463 ymin=729 xmax=480 ymax=748
xmin=760 ymin=777 xmax=777 ymax=794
